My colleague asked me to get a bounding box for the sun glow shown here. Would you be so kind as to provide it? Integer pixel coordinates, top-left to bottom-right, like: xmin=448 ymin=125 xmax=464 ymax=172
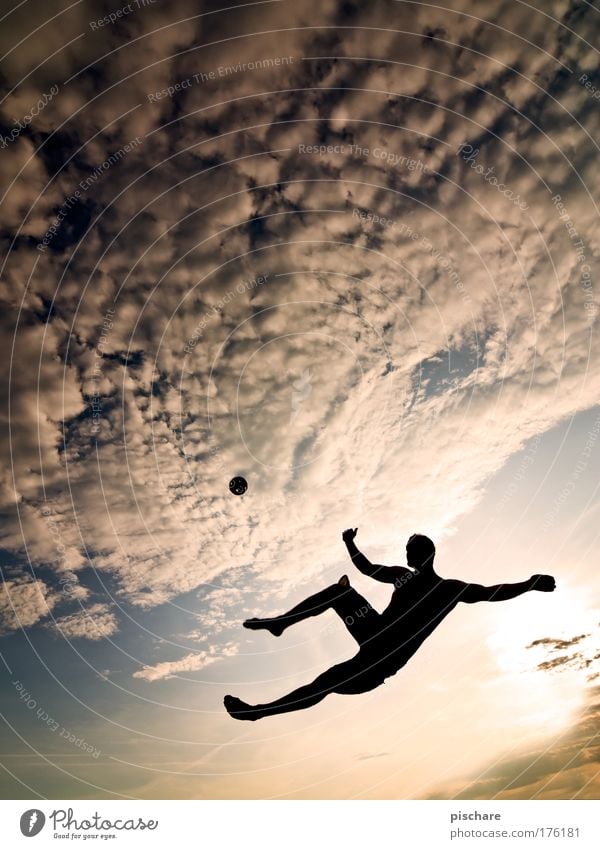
xmin=484 ymin=582 xmax=599 ymax=734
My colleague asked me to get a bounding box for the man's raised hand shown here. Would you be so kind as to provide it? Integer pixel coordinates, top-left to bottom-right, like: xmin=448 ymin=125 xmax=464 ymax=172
xmin=529 ymin=574 xmax=556 ymax=592
xmin=342 ymin=527 xmax=358 ymax=543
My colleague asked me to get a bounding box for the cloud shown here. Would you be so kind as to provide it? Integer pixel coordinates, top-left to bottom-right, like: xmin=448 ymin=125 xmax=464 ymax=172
xmin=49 ymin=603 xmax=119 ymax=641
xmin=0 ymin=576 xmax=59 ymax=634
xmin=182 ymin=585 xmax=246 ymax=640
xmin=527 ymin=629 xmax=600 ymax=681
xmin=0 ymin=0 xmax=599 ymax=802
xmin=132 ymin=642 xmax=239 ymax=682
xmin=0 ymin=0 xmax=598 ymax=682
xmin=529 ymin=635 xmax=590 ymax=649
xmin=356 ymin=751 xmax=389 ymax=761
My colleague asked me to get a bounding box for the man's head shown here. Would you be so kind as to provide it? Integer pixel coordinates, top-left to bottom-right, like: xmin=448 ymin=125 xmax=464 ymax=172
xmin=406 ymin=534 xmax=436 ymax=570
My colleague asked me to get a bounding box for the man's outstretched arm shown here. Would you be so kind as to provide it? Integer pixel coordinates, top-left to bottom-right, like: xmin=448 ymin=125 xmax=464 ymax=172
xmin=459 ymin=574 xmax=556 ymax=603
xmin=342 ymin=528 xmax=411 ymax=584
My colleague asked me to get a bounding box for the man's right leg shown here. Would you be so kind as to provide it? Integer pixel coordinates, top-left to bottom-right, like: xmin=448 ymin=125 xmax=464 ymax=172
xmin=224 ymin=657 xmax=378 ymax=720
xmin=244 ymin=578 xmax=377 ymax=642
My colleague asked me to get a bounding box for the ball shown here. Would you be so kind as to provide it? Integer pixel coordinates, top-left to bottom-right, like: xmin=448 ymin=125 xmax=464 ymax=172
xmin=229 ymin=476 xmax=248 ymax=496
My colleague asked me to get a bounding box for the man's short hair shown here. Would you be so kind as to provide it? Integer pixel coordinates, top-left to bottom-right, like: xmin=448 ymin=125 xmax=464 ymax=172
xmin=407 ymin=534 xmax=436 ymax=561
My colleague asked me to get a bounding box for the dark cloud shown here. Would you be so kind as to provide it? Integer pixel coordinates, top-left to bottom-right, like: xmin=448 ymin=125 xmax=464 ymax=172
xmin=356 ymin=751 xmax=389 ymax=761
xmin=529 ymin=635 xmax=590 ymax=649
xmin=527 ymin=631 xmax=600 ymax=680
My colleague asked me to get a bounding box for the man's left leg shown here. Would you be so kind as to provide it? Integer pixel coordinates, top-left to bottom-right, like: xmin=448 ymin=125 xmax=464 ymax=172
xmin=244 ymin=577 xmax=380 ymax=645
xmin=330 ymin=577 xmax=382 ymax=647
xmin=224 ymin=658 xmax=376 ymax=721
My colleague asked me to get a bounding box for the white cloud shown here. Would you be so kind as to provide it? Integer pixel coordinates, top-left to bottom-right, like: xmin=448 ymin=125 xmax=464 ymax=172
xmin=0 ymin=577 xmax=59 ymax=634
xmin=50 ymin=603 xmax=119 ymax=641
xmin=133 ymin=643 xmax=239 ymax=682
xmin=0 ymin=0 xmax=598 ymax=634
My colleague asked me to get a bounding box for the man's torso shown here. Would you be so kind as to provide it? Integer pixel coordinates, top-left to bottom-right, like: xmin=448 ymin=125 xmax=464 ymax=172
xmin=354 ymin=576 xmax=466 ymax=683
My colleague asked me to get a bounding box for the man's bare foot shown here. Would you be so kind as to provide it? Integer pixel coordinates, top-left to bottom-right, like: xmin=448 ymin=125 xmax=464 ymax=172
xmin=224 ymin=695 xmax=262 ymax=721
xmin=243 ymin=617 xmax=284 ymax=637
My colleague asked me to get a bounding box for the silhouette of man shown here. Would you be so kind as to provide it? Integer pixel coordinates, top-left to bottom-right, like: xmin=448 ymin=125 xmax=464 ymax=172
xmin=224 ymin=529 xmax=556 ymax=720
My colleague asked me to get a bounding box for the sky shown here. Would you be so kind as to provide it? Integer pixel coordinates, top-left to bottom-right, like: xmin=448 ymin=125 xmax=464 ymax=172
xmin=0 ymin=0 xmax=599 ymax=799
